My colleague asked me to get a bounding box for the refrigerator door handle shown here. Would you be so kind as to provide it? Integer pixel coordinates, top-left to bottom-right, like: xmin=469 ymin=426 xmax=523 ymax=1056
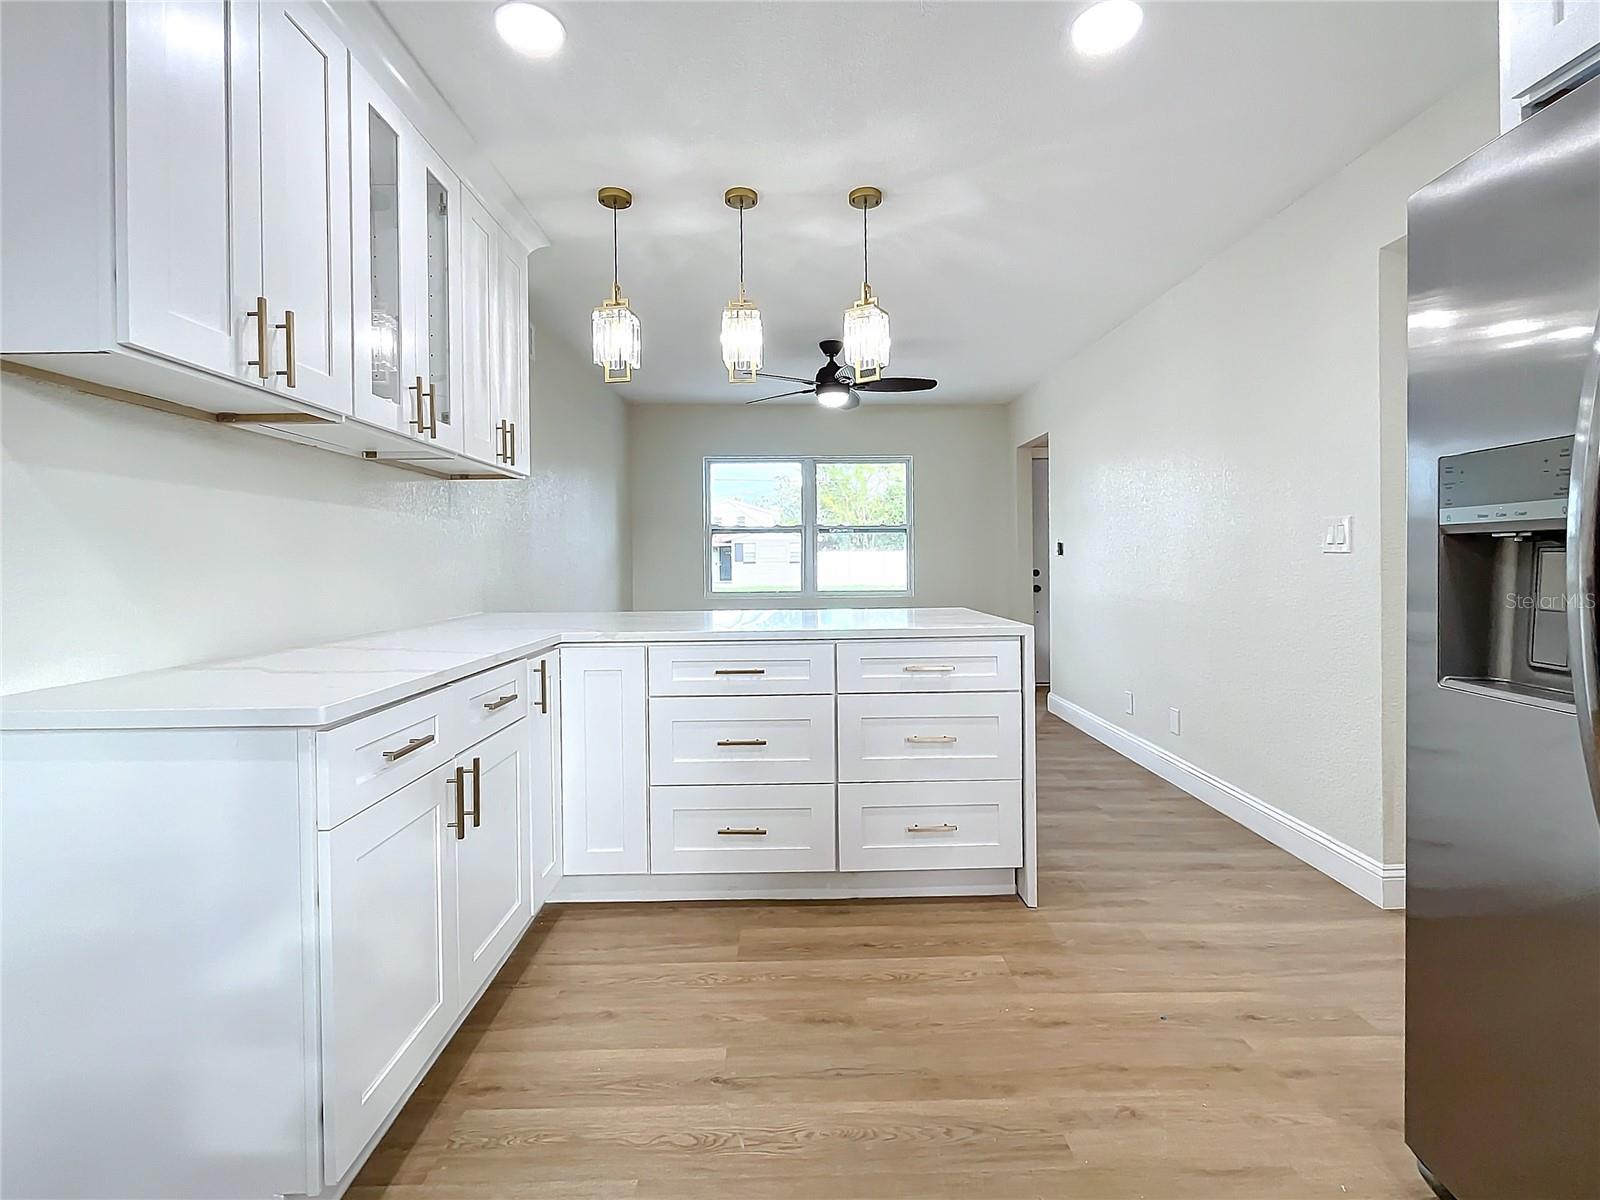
xmin=1564 ymin=310 xmax=1600 ymax=827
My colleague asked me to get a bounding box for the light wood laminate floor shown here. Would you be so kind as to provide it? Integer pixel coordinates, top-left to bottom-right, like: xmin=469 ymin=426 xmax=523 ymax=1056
xmin=351 ymin=695 xmax=1426 ymax=1199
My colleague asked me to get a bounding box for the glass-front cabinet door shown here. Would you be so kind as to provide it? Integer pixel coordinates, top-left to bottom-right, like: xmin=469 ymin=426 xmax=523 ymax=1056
xmin=350 ymin=60 xmax=411 ymax=433
xmin=412 ymin=144 xmax=464 ymax=452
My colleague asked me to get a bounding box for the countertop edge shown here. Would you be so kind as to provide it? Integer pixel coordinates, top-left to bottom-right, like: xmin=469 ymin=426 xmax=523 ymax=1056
xmin=2 ymin=618 xmax=1032 ymax=733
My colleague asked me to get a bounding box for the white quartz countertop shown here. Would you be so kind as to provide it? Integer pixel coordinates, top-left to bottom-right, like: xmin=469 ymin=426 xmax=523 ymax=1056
xmin=2 ymin=608 xmax=1030 ymax=731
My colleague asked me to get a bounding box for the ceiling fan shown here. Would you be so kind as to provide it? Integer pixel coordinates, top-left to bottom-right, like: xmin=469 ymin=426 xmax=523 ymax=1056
xmin=745 ymin=340 xmax=937 ymax=410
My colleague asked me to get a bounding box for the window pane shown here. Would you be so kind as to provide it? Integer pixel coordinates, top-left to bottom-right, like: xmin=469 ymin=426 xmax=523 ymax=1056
xmin=710 ymin=531 xmax=802 ymax=592
xmin=708 ymin=460 xmax=802 ymax=528
xmin=816 ymin=461 xmax=907 ymax=527
xmin=817 ymin=530 xmax=908 ymax=592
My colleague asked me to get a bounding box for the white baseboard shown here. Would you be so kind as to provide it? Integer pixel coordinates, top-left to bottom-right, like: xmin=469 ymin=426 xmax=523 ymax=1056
xmin=552 ymin=867 xmax=1020 ymax=904
xmin=1046 ymin=693 xmax=1405 ymax=910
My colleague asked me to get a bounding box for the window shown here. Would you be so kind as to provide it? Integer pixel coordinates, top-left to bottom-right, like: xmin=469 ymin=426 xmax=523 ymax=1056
xmin=705 ymin=457 xmax=912 ymax=597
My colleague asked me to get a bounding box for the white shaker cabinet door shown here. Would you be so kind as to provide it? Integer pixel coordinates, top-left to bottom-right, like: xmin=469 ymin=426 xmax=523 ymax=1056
xmin=411 ymin=137 xmax=466 ymax=453
xmin=560 ymin=646 xmax=649 ymax=875
xmin=118 ymin=0 xmax=245 ymax=377
xmin=494 ymin=223 xmax=529 ymax=473
xmin=530 ymin=652 xmax=563 ymax=913
xmin=318 ymin=765 xmax=458 ymax=1183
xmin=255 ymin=1 xmax=351 ymax=414
xmin=454 ymin=722 xmax=529 ymax=1000
xmin=458 ymin=187 xmax=500 ymax=464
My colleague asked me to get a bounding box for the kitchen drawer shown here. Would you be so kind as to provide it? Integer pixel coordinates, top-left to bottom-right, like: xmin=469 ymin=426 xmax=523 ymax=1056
xmin=450 ymin=661 xmax=529 ymax=749
xmin=837 ymin=638 xmax=1021 ymax=693
xmin=838 ymin=692 xmax=1022 ymax=783
xmin=649 ymin=784 xmax=836 ymax=873
xmin=648 ymin=642 xmax=834 ymax=696
xmin=316 ymin=690 xmax=452 ymax=829
xmin=839 ymin=781 xmax=1022 ymax=871
xmin=648 ymin=695 xmax=835 ymax=785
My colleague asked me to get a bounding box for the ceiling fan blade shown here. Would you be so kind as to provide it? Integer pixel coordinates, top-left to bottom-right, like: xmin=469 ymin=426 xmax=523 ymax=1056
xmin=856 ymin=377 xmax=937 ymax=393
xmin=755 ymin=372 xmax=814 ymax=385
xmin=744 ymin=387 xmax=815 ymax=405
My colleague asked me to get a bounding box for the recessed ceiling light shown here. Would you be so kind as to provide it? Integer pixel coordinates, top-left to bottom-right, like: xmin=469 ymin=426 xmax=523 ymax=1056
xmin=495 ymin=2 xmax=565 ymax=59
xmin=1070 ymin=0 xmax=1143 ymax=57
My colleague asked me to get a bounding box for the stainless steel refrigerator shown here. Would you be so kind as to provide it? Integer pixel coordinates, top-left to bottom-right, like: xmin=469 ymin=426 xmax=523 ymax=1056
xmin=1406 ymin=77 xmax=1600 ymax=1199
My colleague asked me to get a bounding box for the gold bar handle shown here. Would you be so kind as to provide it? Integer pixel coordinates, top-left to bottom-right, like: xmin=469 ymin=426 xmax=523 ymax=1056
xmin=426 ymin=381 xmax=438 ymax=438
xmin=717 ymin=827 xmax=768 ymax=836
xmin=410 ymin=377 xmax=426 ymax=432
xmin=275 ymin=309 xmax=296 ymax=388
xmin=246 ymin=296 xmax=270 ymax=379
xmin=482 ymin=693 xmax=518 ymax=712
xmin=536 ymin=659 xmax=549 ymax=713
xmin=717 ymin=738 xmax=768 ymax=747
xmin=714 ymin=667 xmax=767 ymax=676
xmin=494 ymin=419 xmax=507 ymax=462
xmin=466 ymin=756 xmax=481 ymax=828
xmin=446 ymin=767 xmax=466 ymax=839
xmin=508 ymin=421 xmax=517 ymax=466
xmin=381 ymin=733 xmax=435 ymax=762
xmin=906 ymin=734 xmax=958 ymax=744
xmin=903 ymin=664 xmax=957 ymax=673
xmin=907 ymin=823 xmax=958 ymax=833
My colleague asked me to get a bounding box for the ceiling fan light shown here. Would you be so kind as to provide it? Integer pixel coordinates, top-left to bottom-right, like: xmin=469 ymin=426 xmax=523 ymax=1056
xmin=720 ymin=297 xmax=763 ymax=384
xmin=842 ymin=290 xmax=891 ymax=384
xmin=592 ymin=291 xmax=640 ymax=384
xmin=816 ymin=382 xmax=851 ymax=409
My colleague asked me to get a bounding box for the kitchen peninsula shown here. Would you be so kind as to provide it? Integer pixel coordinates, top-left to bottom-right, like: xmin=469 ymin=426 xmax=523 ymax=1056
xmin=1 ymin=607 xmax=1035 ymax=1199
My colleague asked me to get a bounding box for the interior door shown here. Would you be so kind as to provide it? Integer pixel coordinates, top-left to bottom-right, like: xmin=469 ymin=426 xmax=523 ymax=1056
xmin=348 ymin=58 xmax=411 ymax=432
xmin=257 ymin=1 xmax=351 ymax=414
xmin=454 ymin=723 xmax=529 ymax=1000
xmin=118 ymin=0 xmax=243 ymax=377
xmin=318 ymin=765 xmax=457 ymax=1183
xmin=1030 ymin=456 xmax=1050 ymax=685
xmin=413 ymin=138 xmax=465 ymax=452
xmin=458 ymin=187 xmax=499 ymax=464
xmin=530 ymin=653 xmax=563 ymax=913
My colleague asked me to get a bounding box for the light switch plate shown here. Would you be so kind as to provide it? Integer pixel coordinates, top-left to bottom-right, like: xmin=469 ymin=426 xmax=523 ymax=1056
xmin=1168 ymin=706 xmax=1181 ymax=735
xmin=1322 ymin=515 xmax=1352 ymax=554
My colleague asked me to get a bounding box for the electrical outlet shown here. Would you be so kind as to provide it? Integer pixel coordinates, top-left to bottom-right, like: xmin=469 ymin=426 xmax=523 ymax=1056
xmin=1123 ymin=690 xmax=1135 ymax=715
xmin=1056 ymin=541 xmax=1064 ymax=556
xmin=1168 ymin=706 xmax=1182 ymax=735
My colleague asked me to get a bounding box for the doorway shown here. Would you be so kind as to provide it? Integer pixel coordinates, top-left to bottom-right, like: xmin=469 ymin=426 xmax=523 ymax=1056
xmin=1027 ymin=439 xmax=1050 ymax=685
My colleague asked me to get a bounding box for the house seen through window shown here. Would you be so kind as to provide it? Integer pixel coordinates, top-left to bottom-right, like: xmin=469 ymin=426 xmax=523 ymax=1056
xmin=706 ymin=457 xmax=911 ymax=596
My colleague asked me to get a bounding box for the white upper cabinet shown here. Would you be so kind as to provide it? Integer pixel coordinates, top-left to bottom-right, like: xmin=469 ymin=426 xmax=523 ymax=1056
xmin=1501 ymin=0 xmax=1600 ymax=125
xmin=459 ymin=188 xmax=501 ymax=465
xmin=350 ymin=59 xmax=465 ymax=451
xmin=0 ymin=0 xmax=537 ymax=476
xmin=252 ymin=1 xmax=352 ymax=415
xmin=494 ymin=225 xmax=530 ymax=474
xmin=118 ymin=1 xmax=241 ymax=376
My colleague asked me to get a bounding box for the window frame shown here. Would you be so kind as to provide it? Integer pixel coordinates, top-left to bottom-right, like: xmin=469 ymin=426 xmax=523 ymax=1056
xmin=702 ymin=454 xmax=914 ymax=600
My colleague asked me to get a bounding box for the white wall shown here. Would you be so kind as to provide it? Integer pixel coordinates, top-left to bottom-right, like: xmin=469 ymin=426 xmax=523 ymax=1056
xmin=1010 ymin=76 xmax=1497 ymax=866
xmin=0 ymin=335 xmax=629 ymax=694
xmin=627 ymin=403 xmax=1017 ymax=616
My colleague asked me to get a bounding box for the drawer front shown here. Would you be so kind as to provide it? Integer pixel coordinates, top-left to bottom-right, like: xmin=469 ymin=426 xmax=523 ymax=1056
xmin=838 ymin=692 xmax=1022 ymax=783
xmin=837 ymin=638 xmax=1022 ymax=693
xmin=648 ymin=642 xmax=835 ymax=696
xmin=316 ymin=691 xmax=452 ymax=829
xmin=649 ymin=695 xmax=835 ymax=786
xmin=649 ymin=784 xmax=836 ymax=873
xmin=450 ymin=661 xmax=529 ymax=749
xmin=839 ymin=781 xmax=1022 ymax=871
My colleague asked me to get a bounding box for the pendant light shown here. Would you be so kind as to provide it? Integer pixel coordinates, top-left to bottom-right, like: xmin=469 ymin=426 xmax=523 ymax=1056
xmin=842 ymin=186 xmax=891 ymax=383
xmin=592 ymin=186 xmax=640 ymax=384
xmin=720 ymin=187 xmax=763 ymax=383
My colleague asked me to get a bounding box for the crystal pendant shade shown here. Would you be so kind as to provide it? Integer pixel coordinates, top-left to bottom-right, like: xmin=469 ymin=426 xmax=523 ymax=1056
xmin=720 ymin=296 xmax=763 ymax=383
xmin=592 ymin=288 xmax=640 ymax=385
xmin=842 ymin=287 xmax=891 ymax=383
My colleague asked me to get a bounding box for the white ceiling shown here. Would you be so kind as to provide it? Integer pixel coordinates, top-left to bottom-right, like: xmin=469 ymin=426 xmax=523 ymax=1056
xmin=379 ymin=0 xmax=1495 ymax=405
